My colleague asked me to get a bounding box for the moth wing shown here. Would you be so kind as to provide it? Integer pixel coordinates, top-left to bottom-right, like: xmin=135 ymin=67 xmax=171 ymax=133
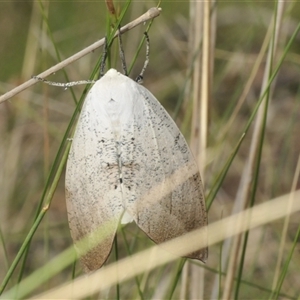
xmin=123 ymin=84 xmax=208 ymax=262
xmin=65 ymin=85 xmax=123 ymax=272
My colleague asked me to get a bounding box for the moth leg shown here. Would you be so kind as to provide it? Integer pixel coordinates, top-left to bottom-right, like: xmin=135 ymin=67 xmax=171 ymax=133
xmin=99 ymin=36 xmax=108 ymax=78
xmin=32 ymin=76 xmax=95 ymax=88
xmin=118 ymin=26 xmax=128 ymax=76
xmin=136 ymin=32 xmax=150 ymax=83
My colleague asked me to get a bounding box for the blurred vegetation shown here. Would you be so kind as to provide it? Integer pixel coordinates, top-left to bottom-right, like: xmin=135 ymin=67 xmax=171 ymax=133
xmin=0 ymin=0 xmax=300 ymax=299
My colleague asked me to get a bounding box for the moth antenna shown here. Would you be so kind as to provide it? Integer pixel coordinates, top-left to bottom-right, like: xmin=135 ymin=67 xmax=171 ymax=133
xmin=118 ymin=26 xmax=128 ymax=76
xmin=99 ymin=37 xmax=108 ymax=78
xmin=32 ymin=76 xmax=96 ymax=88
xmin=136 ymin=32 xmax=150 ymax=84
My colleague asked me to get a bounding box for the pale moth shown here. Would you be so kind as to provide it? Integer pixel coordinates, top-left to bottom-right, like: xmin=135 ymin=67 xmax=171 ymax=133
xmin=38 ymin=33 xmax=208 ymax=272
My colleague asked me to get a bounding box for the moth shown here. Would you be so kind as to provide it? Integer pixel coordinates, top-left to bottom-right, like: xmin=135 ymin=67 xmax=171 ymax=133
xmin=65 ymin=68 xmax=208 ymax=272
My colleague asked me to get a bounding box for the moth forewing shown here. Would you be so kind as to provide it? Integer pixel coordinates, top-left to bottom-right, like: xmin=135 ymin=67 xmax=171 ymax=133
xmin=65 ymin=69 xmax=208 ymax=272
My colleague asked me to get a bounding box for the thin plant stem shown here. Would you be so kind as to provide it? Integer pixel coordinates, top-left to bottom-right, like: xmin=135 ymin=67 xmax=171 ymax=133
xmin=0 ymin=7 xmax=161 ymax=104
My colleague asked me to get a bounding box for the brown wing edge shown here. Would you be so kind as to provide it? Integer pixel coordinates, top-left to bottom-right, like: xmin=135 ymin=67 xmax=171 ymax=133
xmin=66 ymin=188 xmax=122 ymax=273
xmin=135 ymin=226 xmax=208 ymax=264
xmin=76 ymin=234 xmax=116 ymax=273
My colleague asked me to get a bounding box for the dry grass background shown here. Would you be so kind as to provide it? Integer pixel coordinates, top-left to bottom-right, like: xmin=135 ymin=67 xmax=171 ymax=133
xmin=0 ymin=1 xmax=300 ymax=299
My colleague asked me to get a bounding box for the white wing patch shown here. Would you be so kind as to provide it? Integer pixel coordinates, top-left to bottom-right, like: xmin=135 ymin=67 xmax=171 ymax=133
xmin=65 ymin=68 xmax=208 ymax=272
